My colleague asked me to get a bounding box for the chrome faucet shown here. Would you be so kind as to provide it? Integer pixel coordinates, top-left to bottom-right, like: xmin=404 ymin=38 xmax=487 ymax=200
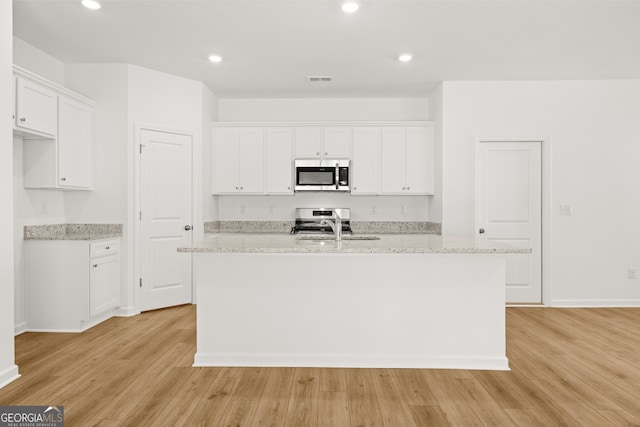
xmin=320 ymin=213 xmax=342 ymax=241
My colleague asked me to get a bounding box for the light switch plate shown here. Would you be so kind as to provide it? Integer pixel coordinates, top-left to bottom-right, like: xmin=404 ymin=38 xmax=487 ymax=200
xmin=559 ymin=205 xmax=572 ymax=215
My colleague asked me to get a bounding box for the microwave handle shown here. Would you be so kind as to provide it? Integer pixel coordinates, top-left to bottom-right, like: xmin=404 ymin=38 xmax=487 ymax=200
xmin=335 ymin=163 xmax=339 ymax=190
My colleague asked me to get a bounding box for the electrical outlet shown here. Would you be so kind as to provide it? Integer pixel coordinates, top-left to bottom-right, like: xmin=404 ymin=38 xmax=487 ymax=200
xmin=372 ymin=206 xmax=377 ymax=215
xmin=240 ymin=205 xmax=246 ymax=214
xmin=628 ymin=268 xmax=637 ymax=280
xmin=40 ymin=201 xmax=48 ymax=214
xmin=268 ymin=206 xmax=274 ymax=214
xmin=402 ymin=205 xmax=407 ymax=214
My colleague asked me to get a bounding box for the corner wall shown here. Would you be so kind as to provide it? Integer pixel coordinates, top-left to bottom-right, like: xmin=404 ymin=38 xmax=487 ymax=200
xmin=1 ymin=0 xmax=19 ymax=388
xmin=441 ymin=80 xmax=640 ymax=306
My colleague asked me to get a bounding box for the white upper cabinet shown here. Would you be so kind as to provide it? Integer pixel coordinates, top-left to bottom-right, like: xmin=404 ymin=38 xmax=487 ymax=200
xmin=213 ymin=127 xmax=264 ymax=194
xmin=294 ymin=127 xmax=323 ymax=158
xmin=294 ymin=127 xmax=351 ymax=159
xmin=351 ymin=127 xmax=380 ymax=195
xmin=405 ymin=127 xmax=433 ymax=194
xmin=15 ymin=77 xmax=57 ymax=137
xmin=17 ymin=67 xmax=95 ymax=190
xmin=322 ymin=127 xmax=352 ymax=158
xmin=57 ymin=96 xmax=93 ymax=189
xmin=380 ymin=125 xmax=434 ymax=195
xmin=265 ymin=127 xmax=293 ymax=194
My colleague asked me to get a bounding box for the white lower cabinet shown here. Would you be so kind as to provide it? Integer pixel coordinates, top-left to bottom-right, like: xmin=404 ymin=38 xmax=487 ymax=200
xmin=25 ymin=238 xmax=121 ymax=332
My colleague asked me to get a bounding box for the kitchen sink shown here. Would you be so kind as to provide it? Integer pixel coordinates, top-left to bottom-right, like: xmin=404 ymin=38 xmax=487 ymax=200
xmin=295 ymin=235 xmax=381 ymax=241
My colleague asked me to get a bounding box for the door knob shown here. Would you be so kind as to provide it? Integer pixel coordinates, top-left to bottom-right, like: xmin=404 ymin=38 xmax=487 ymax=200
xmin=479 ymin=228 xmax=485 ymax=234
xmin=184 ymin=225 xmax=192 ymax=231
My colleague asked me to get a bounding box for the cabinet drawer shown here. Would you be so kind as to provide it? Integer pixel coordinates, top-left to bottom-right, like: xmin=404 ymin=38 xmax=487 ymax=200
xmin=90 ymin=239 xmax=120 ymax=257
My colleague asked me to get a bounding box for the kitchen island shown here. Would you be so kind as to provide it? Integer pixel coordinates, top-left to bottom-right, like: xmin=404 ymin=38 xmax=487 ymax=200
xmin=179 ymin=234 xmax=528 ymax=370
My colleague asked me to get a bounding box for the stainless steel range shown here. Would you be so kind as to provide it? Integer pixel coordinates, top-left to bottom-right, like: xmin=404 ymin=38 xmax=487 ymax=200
xmin=290 ymin=208 xmax=352 ymax=235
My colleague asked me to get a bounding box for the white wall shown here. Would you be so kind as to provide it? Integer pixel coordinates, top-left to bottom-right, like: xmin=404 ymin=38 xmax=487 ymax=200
xmin=428 ymin=84 xmax=443 ymax=223
xmin=441 ymin=80 xmax=640 ymax=306
xmin=126 ymin=64 xmax=205 ymax=312
xmin=12 ymin=40 xmax=68 ymax=332
xmin=13 ymin=37 xmax=64 ymax=86
xmin=215 ymin=97 xmax=433 ymax=221
xmin=202 ymin=85 xmax=219 ymax=222
xmin=1 ymin=0 xmax=19 ymax=388
xmin=219 ymin=98 xmax=428 ymax=122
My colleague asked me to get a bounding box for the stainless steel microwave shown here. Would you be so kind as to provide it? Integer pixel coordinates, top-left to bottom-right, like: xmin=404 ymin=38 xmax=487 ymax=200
xmin=294 ymin=159 xmax=350 ymax=192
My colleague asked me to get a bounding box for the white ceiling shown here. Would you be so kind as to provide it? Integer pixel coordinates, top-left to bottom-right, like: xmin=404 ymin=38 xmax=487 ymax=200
xmin=12 ymin=0 xmax=640 ymax=98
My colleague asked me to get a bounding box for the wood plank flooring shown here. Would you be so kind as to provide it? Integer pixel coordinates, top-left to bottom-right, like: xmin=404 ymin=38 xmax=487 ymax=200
xmin=1 ymin=305 xmax=640 ymax=426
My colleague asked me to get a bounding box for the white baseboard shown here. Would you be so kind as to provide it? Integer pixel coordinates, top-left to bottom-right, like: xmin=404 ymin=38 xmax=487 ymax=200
xmin=193 ymin=353 xmax=510 ymax=371
xmin=14 ymin=322 xmax=27 ymax=336
xmin=0 ymin=365 xmax=20 ymax=389
xmin=113 ymin=306 xmax=139 ymax=317
xmin=550 ymin=299 xmax=640 ymax=307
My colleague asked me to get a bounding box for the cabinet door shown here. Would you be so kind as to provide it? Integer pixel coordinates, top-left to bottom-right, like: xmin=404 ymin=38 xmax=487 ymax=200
xmin=238 ymin=128 xmax=265 ymax=193
xmin=351 ymin=127 xmax=380 ymax=195
xmin=90 ymin=255 xmax=120 ymax=317
xmin=213 ymin=127 xmax=241 ymax=193
xmin=58 ymin=96 xmax=92 ymax=189
xmin=323 ymin=127 xmax=351 ymax=158
xmin=294 ymin=127 xmax=323 ymax=158
xmin=265 ymin=127 xmax=293 ymax=194
xmin=380 ymin=128 xmax=407 ymax=194
xmin=405 ymin=126 xmax=434 ymax=195
xmin=16 ymin=78 xmax=57 ymax=137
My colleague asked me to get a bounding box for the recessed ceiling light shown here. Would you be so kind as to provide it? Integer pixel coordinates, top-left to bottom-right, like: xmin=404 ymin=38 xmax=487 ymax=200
xmin=398 ymin=54 xmax=413 ymax=62
xmin=81 ymin=0 xmax=101 ymax=10
xmin=208 ymin=55 xmax=222 ymax=63
xmin=342 ymin=1 xmax=360 ymax=13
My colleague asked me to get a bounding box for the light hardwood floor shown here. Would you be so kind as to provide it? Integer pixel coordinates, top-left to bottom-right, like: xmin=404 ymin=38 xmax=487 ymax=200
xmin=1 ymin=305 xmax=640 ymax=426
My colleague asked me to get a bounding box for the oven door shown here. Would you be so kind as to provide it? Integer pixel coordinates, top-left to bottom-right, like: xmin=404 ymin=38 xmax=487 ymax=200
xmin=295 ymin=166 xmax=336 ymax=191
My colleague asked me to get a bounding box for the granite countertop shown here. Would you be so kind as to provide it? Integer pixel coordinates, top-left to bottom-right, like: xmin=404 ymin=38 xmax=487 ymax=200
xmin=178 ymin=233 xmax=530 ymax=254
xmin=24 ymin=224 xmax=123 ymax=241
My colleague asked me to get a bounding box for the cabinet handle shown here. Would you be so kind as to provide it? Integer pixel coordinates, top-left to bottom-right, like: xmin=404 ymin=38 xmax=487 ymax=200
xmin=105 ymin=246 xmax=110 ymax=250
xmin=324 ymin=152 xmax=328 ymax=155
xmin=235 ymin=186 xmax=239 ymax=190
xmin=20 ymin=117 xmax=26 ymax=122
xmin=407 ymin=186 xmax=410 ymax=190
xmin=93 ymin=264 xmax=98 ymax=268
xmin=402 ymin=187 xmax=406 ymax=190
xmin=316 ymin=152 xmax=320 ymax=156
xmin=354 ymin=187 xmax=357 ymax=190
xmin=60 ymin=177 xmax=67 ymax=182
xmin=240 ymin=187 xmax=243 ymax=190
xmin=287 ymin=186 xmax=291 ymax=190
xmin=184 ymin=225 xmax=192 ymax=231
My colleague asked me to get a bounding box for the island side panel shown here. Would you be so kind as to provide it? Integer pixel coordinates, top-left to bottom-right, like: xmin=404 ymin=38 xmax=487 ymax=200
xmin=193 ymin=252 xmax=508 ymax=370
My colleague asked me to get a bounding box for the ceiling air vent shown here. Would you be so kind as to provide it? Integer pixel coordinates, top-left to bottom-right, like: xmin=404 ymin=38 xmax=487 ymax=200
xmin=308 ymin=76 xmax=333 ymax=83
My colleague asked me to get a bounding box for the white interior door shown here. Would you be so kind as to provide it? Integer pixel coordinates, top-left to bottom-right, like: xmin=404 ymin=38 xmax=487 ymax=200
xmin=140 ymin=129 xmax=193 ymax=311
xmin=477 ymin=141 xmax=542 ymax=303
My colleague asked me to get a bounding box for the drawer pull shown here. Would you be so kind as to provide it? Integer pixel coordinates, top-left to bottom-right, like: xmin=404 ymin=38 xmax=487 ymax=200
xmin=105 ymin=246 xmax=110 ymax=250
xmin=93 ymin=264 xmax=98 ymax=268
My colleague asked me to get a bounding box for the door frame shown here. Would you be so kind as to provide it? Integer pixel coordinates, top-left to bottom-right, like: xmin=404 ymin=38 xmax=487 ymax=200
xmin=133 ymin=123 xmax=202 ymax=313
xmin=475 ymin=137 xmax=552 ymax=306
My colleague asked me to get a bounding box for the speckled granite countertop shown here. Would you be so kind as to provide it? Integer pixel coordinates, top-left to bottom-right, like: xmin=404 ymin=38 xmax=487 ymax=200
xmin=178 ymin=233 xmax=529 ymax=254
xmin=24 ymin=224 xmax=123 ymax=241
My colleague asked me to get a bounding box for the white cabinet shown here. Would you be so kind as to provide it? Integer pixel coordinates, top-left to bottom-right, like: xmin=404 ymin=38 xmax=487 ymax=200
xmin=14 ymin=77 xmax=57 ymax=137
xmin=265 ymin=127 xmax=293 ymax=194
xmin=25 ymin=238 xmax=121 ymax=332
xmin=380 ymin=126 xmax=434 ymax=195
xmin=294 ymin=127 xmax=351 ymax=159
xmin=15 ymin=66 xmax=94 ymax=190
xmin=213 ymin=127 xmax=264 ymax=194
xmin=89 ymin=240 xmax=121 ymax=317
xmin=351 ymin=127 xmax=380 ymax=195
xmin=57 ymin=96 xmax=93 ymax=188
